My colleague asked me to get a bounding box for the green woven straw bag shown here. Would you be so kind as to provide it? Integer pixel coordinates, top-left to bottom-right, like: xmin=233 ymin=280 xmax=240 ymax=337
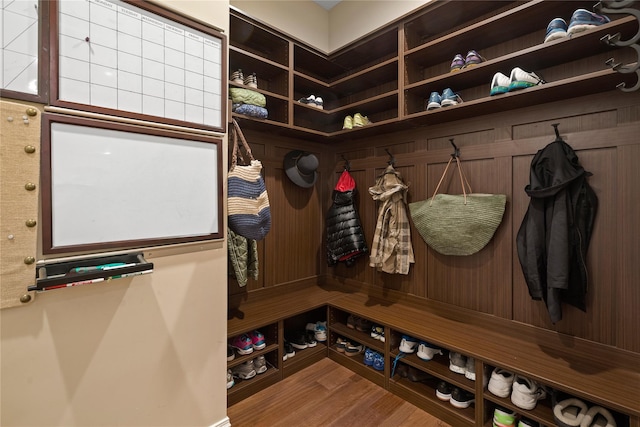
xmin=409 ymin=156 xmax=506 ymax=256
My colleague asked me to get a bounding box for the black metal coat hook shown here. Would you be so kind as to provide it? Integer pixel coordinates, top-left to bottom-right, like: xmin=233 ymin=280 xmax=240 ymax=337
xmin=385 ymin=149 xmax=395 ymax=166
xmin=450 ymin=139 xmax=460 ymax=158
xmin=552 ymin=123 xmax=562 ymax=141
xmin=341 ymin=154 xmax=351 ymax=171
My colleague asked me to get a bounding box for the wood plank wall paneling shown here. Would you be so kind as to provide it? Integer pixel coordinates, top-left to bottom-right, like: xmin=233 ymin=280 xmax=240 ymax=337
xmin=229 ymin=89 xmax=640 ymax=353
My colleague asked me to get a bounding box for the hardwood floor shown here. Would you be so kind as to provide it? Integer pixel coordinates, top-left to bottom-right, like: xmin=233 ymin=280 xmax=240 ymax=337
xmin=227 ymin=358 xmax=452 ymax=427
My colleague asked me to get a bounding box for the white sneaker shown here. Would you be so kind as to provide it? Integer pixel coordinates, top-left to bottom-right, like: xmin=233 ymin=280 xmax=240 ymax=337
xmin=448 ymin=352 xmax=467 ymax=375
xmin=490 ymin=72 xmax=510 ymax=96
xmin=254 ymin=355 xmax=268 ymax=374
xmin=399 ymin=335 xmax=418 ymax=353
xmin=313 ymin=96 xmax=324 ymax=109
xmin=417 ymin=342 xmax=443 ymax=361
xmin=226 ymin=369 xmax=235 ymax=389
xmin=488 ymin=368 xmax=515 ymax=398
xmin=511 ymin=375 xmax=547 ymax=410
xmin=508 ymin=67 xmax=545 ymax=91
xmin=306 ymin=321 xmax=327 ymax=342
xmin=232 ymin=360 xmax=256 ymax=380
xmin=464 ymin=357 xmax=476 ymax=380
xmin=581 ymin=405 xmax=616 ymax=427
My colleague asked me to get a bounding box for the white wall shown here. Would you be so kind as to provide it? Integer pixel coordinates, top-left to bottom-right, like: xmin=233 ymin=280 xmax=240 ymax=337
xmin=0 ymin=1 xmax=230 ymax=426
xmin=231 ymin=0 xmax=431 ymax=53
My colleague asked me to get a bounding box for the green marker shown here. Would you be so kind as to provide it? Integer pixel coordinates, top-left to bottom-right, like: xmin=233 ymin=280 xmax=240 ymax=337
xmin=71 ymin=263 xmax=127 ymax=273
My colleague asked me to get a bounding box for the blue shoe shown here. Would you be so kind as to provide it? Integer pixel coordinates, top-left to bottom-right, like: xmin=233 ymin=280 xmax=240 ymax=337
xmin=440 ymin=88 xmax=463 ymax=107
xmin=364 ymin=348 xmax=375 ymax=366
xmin=426 ymin=91 xmax=441 ymax=110
xmin=567 ymin=9 xmax=610 ymax=36
xmin=373 ymin=352 xmax=385 ymax=371
xmin=544 ymin=18 xmax=568 ymax=43
xmin=508 ymin=67 xmax=545 ymax=91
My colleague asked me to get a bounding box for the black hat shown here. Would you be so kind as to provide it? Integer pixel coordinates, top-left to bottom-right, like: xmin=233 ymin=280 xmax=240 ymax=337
xmin=284 ymin=150 xmax=318 ymax=188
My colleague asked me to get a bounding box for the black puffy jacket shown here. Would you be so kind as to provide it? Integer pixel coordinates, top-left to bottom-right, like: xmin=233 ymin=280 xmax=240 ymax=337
xmin=326 ymin=189 xmax=368 ymax=266
xmin=516 ymin=138 xmax=597 ymax=323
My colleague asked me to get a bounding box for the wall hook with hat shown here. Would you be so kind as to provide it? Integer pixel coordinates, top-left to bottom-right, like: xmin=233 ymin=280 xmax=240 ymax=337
xmin=284 ymin=150 xmax=319 ymax=188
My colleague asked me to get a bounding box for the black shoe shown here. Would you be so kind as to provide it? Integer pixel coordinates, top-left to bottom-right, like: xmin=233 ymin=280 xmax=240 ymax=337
xmin=450 ymin=387 xmax=475 ymax=409
xmin=436 ymin=381 xmax=452 ymax=401
xmin=407 ymin=366 xmax=433 ymax=382
xmin=306 ymin=331 xmax=318 ymax=347
xmin=283 ymin=340 xmax=296 ymax=361
xmin=227 ymin=345 xmax=235 ymax=361
xmin=289 ymin=334 xmax=308 ymax=350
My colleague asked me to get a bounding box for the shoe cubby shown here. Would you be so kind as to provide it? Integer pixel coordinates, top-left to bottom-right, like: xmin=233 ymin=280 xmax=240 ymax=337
xmin=230 ymin=12 xmax=289 ymax=67
xmin=282 ymin=306 xmax=328 ymax=378
xmin=227 ymin=322 xmax=281 ymax=406
xmin=328 ymin=308 xmax=385 ymax=354
xmin=229 ymin=49 xmax=289 ymax=97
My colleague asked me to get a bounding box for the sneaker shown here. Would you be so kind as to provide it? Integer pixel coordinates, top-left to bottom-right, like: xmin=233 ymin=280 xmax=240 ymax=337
xmin=508 ymin=67 xmax=545 ymax=91
xmin=426 ymin=91 xmax=442 ymax=110
xmin=249 ymin=330 xmax=266 ymax=350
xmin=336 ymin=336 xmax=348 ymax=353
xmin=545 ymin=18 xmax=568 ymax=43
xmin=490 ymin=72 xmax=510 ymax=96
xmin=372 ymin=352 xmax=385 ymax=371
xmin=298 ymin=94 xmax=316 ymax=105
xmin=488 ymin=368 xmax=515 ymax=398
xmin=417 ymin=342 xmax=443 ymax=361
xmin=305 ymin=331 xmax=318 ymax=347
xmin=306 ymin=321 xmax=327 ymax=342
xmin=226 ymin=369 xmax=235 ymax=389
xmin=567 ymin=9 xmax=610 ymax=36
xmin=449 ymin=352 xmax=467 ymax=374
xmin=230 ymin=334 xmax=253 ymax=355
xmin=464 ymin=357 xmax=476 ymax=380
xmin=243 ymin=72 xmax=257 ymax=88
xmin=399 ymin=335 xmax=419 ymax=353
xmin=581 ymin=406 xmax=616 ymax=427
xmin=517 ymin=417 xmax=540 ymax=427
xmin=230 ymin=69 xmax=244 ymax=84
xmin=355 ymin=316 xmax=372 ymax=331
xmin=493 ymin=406 xmax=517 ymax=427
xmin=232 ymin=359 xmax=256 ymax=380
xmin=353 ymin=113 xmax=371 ymax=128
xmin=450 ymin=387 xmax=475 ymax=409
xmin=364 ymin=348 xmax=375 ymax=366
xmin=463 ymin=50 xmax=485 ymax=68
xmin=313 ymin=96 xmax=324 ymax=109
xmin=436 ymin=381 xmax=452 ymax=401
xmin=283 ymin=340 xmax=295 ymax=360
xmin=289 ymin=334 xmax=309 ymax=350
xmin=254 ymin=355 xmax=267 ymax=374
xmin=371 ymin=324 xmax=385 ymax=342
xmin=450 ymin=53 xmax=466 ymax=72
xmin=441 ymin=88 xmax=463 ymax=106
xmin=227 ymin=345 xmax=235 ymax=361
xmin=511 ymin=375 xmax=547 ymax=410
xmin=554 ymin=397 xmax=589 ymax=427
xmin=343 ymin=115 xmax=353 ymax=130
xmin=345 ymin=342 xmax=364 ymax=356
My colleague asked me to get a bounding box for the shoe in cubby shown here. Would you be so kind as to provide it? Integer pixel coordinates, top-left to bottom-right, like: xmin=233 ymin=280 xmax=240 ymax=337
xmin=364 ymin=347 xmax=375 ymax=366
xmin=230 ymin=333 xmax=254 ymax=355
xmin=450 ymin=387 xmax=474 ymax=409
xmin=417 ymin=341 xmax=442 ymax=361
xmin=449 ymin=351 xmax=467 ymax=374
xmin=371 ymin=324 xmax=385 ymax=342
xmin=227 ymin=369 xmax=235 ymax=389
xmin=227 ymin=345 xmax=235 ymax=361
xmin=567 ymin=9 xmax=610 ymax=36
xmin=336 ymin=336 xmax=348 ymax=353
xmin=493 ymin=406 xmax=517 ymax=427
xmin=517 ymin=417 xmax=540 ymax=427
xmin=283 ymin=340 xmax=296 ymax=361
xmin=372 ymin=352 xmax=384 ymax=371
xmin=436 ymin=381 xmax=452 ymax=401
xmin=511 ymin=375 xmax=547 ymax=410
xmin=254 ymin=355 xmax=267 ymax=374
xmin=399 ymin=335 xmax=419 ymax=353
xmin=306 ymin=321 xmax=327 ymax=342
xmin=249 ymin=330 xmax=266 ymax=350
xmin=232 ymin=359 xmax=256 ymax=380
xmin=488 ymin=367 xmax=515 ymax=398
xmin=345 ymin=342 xmax=364 ymax=357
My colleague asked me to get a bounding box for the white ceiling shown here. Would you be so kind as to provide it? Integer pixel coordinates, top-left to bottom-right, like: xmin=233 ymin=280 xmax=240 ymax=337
xmin=313 ymin=0 xmax=342 ymax=10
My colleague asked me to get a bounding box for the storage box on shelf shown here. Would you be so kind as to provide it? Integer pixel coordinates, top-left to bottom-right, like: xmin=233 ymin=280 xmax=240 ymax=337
xmin=227 ymin=322 xmax=280 ymax=406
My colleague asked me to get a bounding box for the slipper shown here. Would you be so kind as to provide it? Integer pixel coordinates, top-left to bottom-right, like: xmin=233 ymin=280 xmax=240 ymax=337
xmin=554 ymin=398 xmax=589 ymax=427
xmin=581 ymin=406 xmax=616 ymax=427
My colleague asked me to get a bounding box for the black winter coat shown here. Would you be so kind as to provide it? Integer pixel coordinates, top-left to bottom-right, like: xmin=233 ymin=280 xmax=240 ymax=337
xmin=516 ymin=138 xmax=597 ymax=323
xmin=326 ymin=189 xmax=368 ymax=267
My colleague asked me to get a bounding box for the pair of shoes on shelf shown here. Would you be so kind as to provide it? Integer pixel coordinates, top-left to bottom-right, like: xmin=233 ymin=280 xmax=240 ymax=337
xmin=490 ymin=67 xmax=545 ymax=95
xmin=288 ymin=331 xmax=317 ymax=350
xmin=554 ymin=396 xmax=617 ymax=427
xmin=363 ymin=348 xmax=384 ymax=371
xmin=544 ymin=9 xmax=610 ymax=43
xmin=229 ymin=330 xmax=266 ymax=355
xmin=346 ymin=314 xmax=373 ymax=331
xmin=393 ymin=361 xmax=432 ymax=382
xmin=436 ymin=381 xmax=475 ymax=409
xmin=298 ymin=94 xmax=324 ymax=109
xmin=370 ymin=324 xmax=385 ymax=342
xmin=488 ymin=368 xmax=548 ymax=410
xmin=306 ymin=321 xmax=327 ymax=341
xmin=230 ymin=69 xmax=259 ymax=88
xmin=426 ymin=88 xmax=463 ymax=110
xmin=231 ymin=355 xmax=268 ymax=380
xmin=450 ymin=50 xmax=486 ymax=72
xmin=342 ymin=113 xmax=371 ymax=129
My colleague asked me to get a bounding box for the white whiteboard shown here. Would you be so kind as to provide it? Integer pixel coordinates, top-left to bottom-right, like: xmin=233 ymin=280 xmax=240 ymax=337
xmin=46 ymin=119 xmax=221 ymax=253
xmin=1 ymin=0 xmax=39 ymax=94
xmin=56 ymin=0 xmax=223 ymax=128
